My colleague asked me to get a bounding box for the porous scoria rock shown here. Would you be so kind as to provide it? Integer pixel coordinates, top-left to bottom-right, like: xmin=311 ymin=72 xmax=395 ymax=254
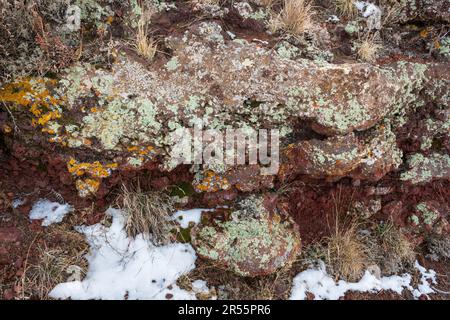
xmin=411 ymin=201 xmax=450 ymax=235
xmin=191 ymin=194 xmax=301 ymax=277
xmin=396 ymin=0 xmax=450 ymax=24
xmin=279 ymin=123 xmax=403 ymax=181
xmin=400 ymin=153 xmax=450 ymax=184
xmin=1 ymin=21 xmax=449 ymax=196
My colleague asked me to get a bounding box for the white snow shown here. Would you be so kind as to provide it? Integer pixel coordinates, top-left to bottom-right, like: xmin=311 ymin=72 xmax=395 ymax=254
xmin=192 ymin=280 xmax=209 ymax=294
xmin=29 ymin=199 xmax=73 ymax=226
xmin=412 ymin=260 xmax=437 ymax=298
xmin=327 ymin=15 xmax=340 ymax=23
xmin=354 ymin=1 xmax=382 ymax=30
xmin=290 ymin=260 xmax=437 ymax=300
xmin=12 ymin=198 xmax=25 ymax=209
xmin=171 ymin=208 xmax=213 ymax=228
xmin=49 ymin=208 xmax=202 ymax=300
xmin=355 ymin=1 xmax=379 ymax=17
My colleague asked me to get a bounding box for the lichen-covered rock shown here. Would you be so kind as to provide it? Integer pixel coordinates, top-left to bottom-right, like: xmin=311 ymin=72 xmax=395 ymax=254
xmin=410 ymin=201 xmax=450 ymax=235
xmin=191 ymin=195 xmax=301 ymax=276
xmin=396 ymin=0 xmax=450 ymax=24
xmin=1 ymin=21 xmax=449 ymax=196
xmin=193 ymin=165 xmax=274 ymax=193
xmin=400 ymin=153 xmax=450 ymax=184
xmin=279 ymin=123 xmax=402 ymax=181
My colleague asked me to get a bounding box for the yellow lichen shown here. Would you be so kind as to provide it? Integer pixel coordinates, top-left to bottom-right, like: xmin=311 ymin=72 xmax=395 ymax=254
xmin=67 ymin=158 xmax=118 ymax=178
xmin=68 ymin=158 xmax=118 ymax=197
xmin=3 ymin=125 xmax=12 ymax=133
xmin=0 ymin=78 xmax=63 ymax=136
xmin=194 ymin=170 xmax=230 ymax=192
xmin=75 ymin=178 xmax=101 ymax=198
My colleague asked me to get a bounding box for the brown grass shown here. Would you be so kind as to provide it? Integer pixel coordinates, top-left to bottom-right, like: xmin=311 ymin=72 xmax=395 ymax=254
xmin=20 ymin=227 xmax=88 ymax=300
xmin=179 ymin=259 xmax=294 ymax=300
xmin=325 ymin=222 xmax=369 ymax=281
xmin=377 ymin=221 xmax=415 ymax=264
xmin=116 ymin=183 xmax=175 ymax=245
xmin=259 ymin=0 xmax=279 ymax=7
xmin=356 ymin=36 xmax=381 ymax=62
xmin=134 ymin=6 xmax=157 ymax=62
xmin=269 ymin=0 xmax=314 ymax=36
xmin=335 ymin=0 xmax=358 ymax=18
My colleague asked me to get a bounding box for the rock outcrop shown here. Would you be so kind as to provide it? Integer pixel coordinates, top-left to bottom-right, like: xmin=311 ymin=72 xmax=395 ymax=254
xmin=1 ymin=21 xmax=449 ymax=196
xmin=191 ymin=194 xmax=301 ymax=276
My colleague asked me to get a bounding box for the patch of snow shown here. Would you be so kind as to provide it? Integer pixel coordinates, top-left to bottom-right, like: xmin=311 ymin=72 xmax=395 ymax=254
xmin=226 ymin=31 xmax=236 ymax=39
xmin=412 ymin=260 xmax=437 ymax=298
xmin=29 ymin=199 xmax=73 ymax=226
xmin=171 ymin=208 xmax=213 ymax=228
xmin=327 ymin=15 xmax=340 ymax=23
xmin=354 ymin=1 xmax=382 ymax=30
xmin=49 ymin=208 xmax=201 ymax=300
xmin=12 ymin=198 xmax=25 ymax=208
xmin=192 ymin=280 xmax=209 ymax=293
xmin=290 ymin=260 xmax=437 ymax=300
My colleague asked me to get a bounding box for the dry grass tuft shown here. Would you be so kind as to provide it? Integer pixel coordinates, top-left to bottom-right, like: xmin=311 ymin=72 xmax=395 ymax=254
xmin=117 ymin=183 xmax=175 ymax=245
xmin=355 ymin=36 xmax=381 ymax=62
xmin=134 ymin=9 xmax=157 ymax=61
xmin=378 ymin=222 xmax=415 ymax=262
xmin=325 ymin=219 xmax=369 ymax=281
xmin=335 ymin=0 xmax=358 ymax=18
xmin=259 ymin=0 xmax=279 ymax=7
xmin=180 ymin=259 xmax=294 ymax=300
xmin=21 ymin=244 xmax=88 ymax=300
xmin=269 ymin=0 xmax=314 ymax=36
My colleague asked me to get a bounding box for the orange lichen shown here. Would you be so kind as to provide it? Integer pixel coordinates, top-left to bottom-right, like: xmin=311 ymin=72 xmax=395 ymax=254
xmin=194 ymin=170 xmax=230 ymax=192
xmin=0 ymin=78 xmax=63 ymax=133
xmin=127 ymin=145 xmax=154 ymax=155
xmin=126 ymin=145 xmax=156 ymax=163
xmin=0 ymin=80 xmax=35 ymax=106
xmin=41 ymin=128 xmax=56 ymax=135
xmin=75 ymin=178 xmax=101 ymax=197
xmin=127 ymin=146 xmax=139 ymax=152
xmin=419 ymin=29 xmax=429 ymax=38
xmin=3 ymin=125 xmax=12 ymax=133
xmin=68 ymin=158 xmax=119 ymax=197
xmin=67 ymin=158 xmax=118 ymax=178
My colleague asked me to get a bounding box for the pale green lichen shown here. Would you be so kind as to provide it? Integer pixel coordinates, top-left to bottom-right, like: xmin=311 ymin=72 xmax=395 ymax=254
xmin=438 ymin=37 xmax=450 ymax=58
xmin=410 ymin=214 xmax=420 ymax=225
xmin=192 ymin=195 xmax=301 ymax=276
xmin=276 ymin=41 xmax=300 ymax=60
xmin=247 ymin=9 xmax=268 ymax=20
xmin=165 ymin=56 xmax=180 ymax=71
xmin=420 ymin=118 xmax=449 ymax=151
xmin=416 ymin=203 xmax=438 ymax=225
xmin=80 ymin=96 xmax=161 ymax=150
xmin=401 ymin=153 xmax=450 ymax=184
xmin=345 ymin=21 xmax=359 ymax=34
